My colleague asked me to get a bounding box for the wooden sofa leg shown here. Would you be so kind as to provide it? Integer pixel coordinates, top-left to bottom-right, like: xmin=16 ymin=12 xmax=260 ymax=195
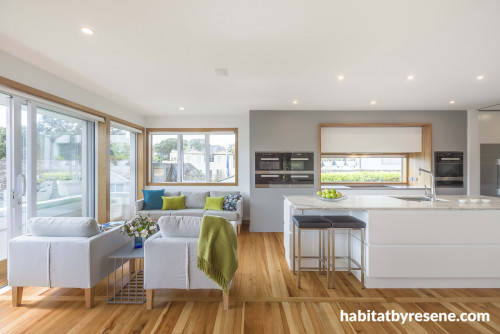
xmin=237 ymin=224 xmax=241 ymax=235
xmin=223 ymin=292 xmax=229 ymax=310
xmin=84 ymin=287 xmax=95 ymax=309
xmin=146 ymin=289 xmax=155 ymax=310
xmin=12 ymin=287 xmax=23 ymax=307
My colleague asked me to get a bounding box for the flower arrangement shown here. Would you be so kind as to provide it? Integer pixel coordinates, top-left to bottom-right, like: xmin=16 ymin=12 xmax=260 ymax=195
xmin=121 ymin=213 xmax=157 ymax=240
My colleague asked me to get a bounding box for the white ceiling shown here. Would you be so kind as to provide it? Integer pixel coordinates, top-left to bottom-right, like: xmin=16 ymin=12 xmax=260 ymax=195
xmin=0 ymin=0 xmax=499 ymax=116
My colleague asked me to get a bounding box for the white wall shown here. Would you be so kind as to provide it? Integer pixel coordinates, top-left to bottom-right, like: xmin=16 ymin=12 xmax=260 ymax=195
xmin=0 ymin=50 xmax=144 ymax=126
xmin=144 ymin=114 xmax=250 ymax=219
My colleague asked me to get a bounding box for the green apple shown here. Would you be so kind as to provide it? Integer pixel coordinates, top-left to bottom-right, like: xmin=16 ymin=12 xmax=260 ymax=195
xmin=316 ymin=191 xmax=322 ymax=196
xmin=326 ymin=194 xmax=333 ymax=199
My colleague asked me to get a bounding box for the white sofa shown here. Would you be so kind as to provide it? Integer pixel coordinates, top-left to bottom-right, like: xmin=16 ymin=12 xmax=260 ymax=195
xmin=8 ymin=217 xmax=131 ymax=308
xmin=136 ymin=190 xmax=243 ymax=234
xmin=144 ymin=216 xmax=237 ymax=310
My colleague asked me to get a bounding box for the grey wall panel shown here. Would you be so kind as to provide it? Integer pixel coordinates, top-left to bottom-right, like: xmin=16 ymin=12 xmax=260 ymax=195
xmin=250 ymin=110 xmax=467 ymax=232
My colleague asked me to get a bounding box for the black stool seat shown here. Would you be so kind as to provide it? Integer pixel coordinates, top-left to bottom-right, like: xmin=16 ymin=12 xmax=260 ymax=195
xmin=292 ymin=215 xmax=332 ymax=228
xmin=324 ymin=216 xmax=366 ymax=229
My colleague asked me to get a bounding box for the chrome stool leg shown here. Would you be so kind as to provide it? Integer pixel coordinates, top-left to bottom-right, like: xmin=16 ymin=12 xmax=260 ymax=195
xmin=347 ymin=229 xmax=352 ymax=275
xmin=330 ymin=228 xmax=335 ymax=289
xmin=361 ymin=228 xmax=365 ymax=289
xmin=298 ymin=227 xmax=302 ymax=289
xmin=292 ymin=223 xmax=296 ymax=274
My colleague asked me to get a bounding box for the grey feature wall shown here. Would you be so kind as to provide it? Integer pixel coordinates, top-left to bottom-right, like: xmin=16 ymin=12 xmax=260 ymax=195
xmin=250 ymin=110 xmax=468 ymax=232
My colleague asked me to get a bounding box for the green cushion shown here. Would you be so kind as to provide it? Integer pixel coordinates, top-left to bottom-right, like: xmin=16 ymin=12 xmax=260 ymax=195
xmin=162 ymin=196 xmax=186 ymax=210
xmin=204 ymin=196 xmax=224 ymax=211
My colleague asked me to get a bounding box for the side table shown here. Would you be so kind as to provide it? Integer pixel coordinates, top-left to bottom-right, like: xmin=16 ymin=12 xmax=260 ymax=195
xmin=107 ymin=242 xmax=145 ymax=304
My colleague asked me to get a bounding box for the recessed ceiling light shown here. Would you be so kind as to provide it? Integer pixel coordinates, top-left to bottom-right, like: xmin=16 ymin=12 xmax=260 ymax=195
xmin=337 ymin=75 xmax=344 ymax=81
xmin=407 ymin=75 xmax=414 ymax=80
xmin=371 ymin=100 xmax=377 ymax=105
xmin=477 ymin=75 xmax=484 ymax=80
xmin=179 ymin=106 xmax=185 ymax=111
xmin=80 ymin=27 xmax=94 ymax=35
xmin=292 ymin=100 xmax=298 ymax=105
xmin=449 ymin=100 xmax=455 ymax=104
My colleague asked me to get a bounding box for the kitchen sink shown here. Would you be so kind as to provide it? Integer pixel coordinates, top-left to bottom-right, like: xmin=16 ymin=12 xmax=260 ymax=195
xmin=391 ymin=196 xmax=449 ymax=202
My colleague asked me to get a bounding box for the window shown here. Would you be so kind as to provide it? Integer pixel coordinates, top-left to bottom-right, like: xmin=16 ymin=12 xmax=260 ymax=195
xmin=36 ymin=107 xmax=95 ymax=217
xmin=148 ymin=129 xmax=237 ymax=185
xmin=110 ymin=125 xmax=137 ymax=221
xmin=321 ymin=155 xmax=407 ymax=184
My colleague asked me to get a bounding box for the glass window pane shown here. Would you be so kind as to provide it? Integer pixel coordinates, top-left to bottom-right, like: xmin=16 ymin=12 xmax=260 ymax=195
xmin=0 ymin=94 xmax=7 ymax=283
xmin=110 ymin=127 xmax=135 ymax=221
xmin=151 ymin=134 xmax=179 ymax=182
xmin=183 ymin=135 xmax=206 ymax=182
xmin=209 ymin=134 xmax=236 ymax=183
xmin=321 ymin=155 xmax=404 ymax=183
xmin=36 ymin=107 xmax=85 ymax=217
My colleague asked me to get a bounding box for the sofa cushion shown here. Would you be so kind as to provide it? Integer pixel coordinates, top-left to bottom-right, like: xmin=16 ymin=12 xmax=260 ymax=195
xmin=142 ymin=189 xmax=164 ymax=210
xmin=203 ymin=210 xmax=239 ymax=221
xmin=162 ymin=196 xmax=186 ymax=210
xmin=27 ymin=217 xmax=101 ymax=237
xmin=158 ymin=216 xmax=202 ymax=238
xmin=170 ymin=209 xmax=206 ymax=217
xmin=210 ymin=190 xmax=240 ymax=197
xmin=140 ymin=210 xmax=174 ymax=220
xmin=164 ymin=191 xmax=181 ymax=197
xmin=204 ymin=196 xmax=224 ymax=211
xmin=181 ymin=191 xmax=209 ymax=209
xmin=223 ymin=194 xmax=241 ymax=211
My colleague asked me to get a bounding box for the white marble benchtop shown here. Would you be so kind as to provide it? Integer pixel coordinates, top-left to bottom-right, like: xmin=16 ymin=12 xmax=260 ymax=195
xmin=284 ymin=195 xmax=500 ymax=211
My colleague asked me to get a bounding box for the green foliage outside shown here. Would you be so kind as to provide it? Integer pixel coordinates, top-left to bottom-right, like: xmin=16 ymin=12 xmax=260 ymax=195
xmin=153 ymin=138 xmax=178 ymax=163
xmin=0 ymin=127 xmax=5 ymax=160
xmin=37 ymin=172 xmax=81 ymax=183
xmin=110 ymin=142 xmax=130 ymax=164
xmin=321 ymin=171 xmax=402 ymax=183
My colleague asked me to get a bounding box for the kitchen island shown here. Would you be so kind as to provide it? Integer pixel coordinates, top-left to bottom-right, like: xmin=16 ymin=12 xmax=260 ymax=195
xmin=283 ymin=195 xmax=500 ymax=288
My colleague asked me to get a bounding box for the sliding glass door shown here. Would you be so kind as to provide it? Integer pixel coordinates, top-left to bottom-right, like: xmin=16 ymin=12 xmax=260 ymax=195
xmin=36 ymin=107 xmax=94 ymax=217
xmin=110 ymin=125 xmax=136 ymax=221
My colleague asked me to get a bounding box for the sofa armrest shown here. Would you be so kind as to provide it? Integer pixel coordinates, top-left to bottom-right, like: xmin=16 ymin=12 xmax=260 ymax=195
xmin=136 ymin=199 xmax=144 ymax=212
xmin=88 ymin=227 xmax=132 ymax=287
xmin=236 ymin=198 xmax=243 ymax=224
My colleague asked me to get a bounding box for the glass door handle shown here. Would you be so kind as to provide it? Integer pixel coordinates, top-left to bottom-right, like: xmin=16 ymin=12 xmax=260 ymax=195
xmin=15 ymin=174 xmax=26 ymax=204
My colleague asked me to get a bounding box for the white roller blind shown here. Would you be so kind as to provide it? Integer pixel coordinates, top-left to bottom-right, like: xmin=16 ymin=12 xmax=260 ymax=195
xmin=321 ymin=127 xmax=422 ymax=153
xmin=110 ymin=121 xmax=143 ymax=134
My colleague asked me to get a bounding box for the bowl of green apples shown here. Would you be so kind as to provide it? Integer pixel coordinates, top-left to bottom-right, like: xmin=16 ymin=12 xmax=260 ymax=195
xmin=315 ymin=188 xmax=347 ymax=202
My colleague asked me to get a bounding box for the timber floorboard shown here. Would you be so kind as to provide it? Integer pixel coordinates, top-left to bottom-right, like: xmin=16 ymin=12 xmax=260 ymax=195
xmin=0 ymin=224 xmax=499 ymax=333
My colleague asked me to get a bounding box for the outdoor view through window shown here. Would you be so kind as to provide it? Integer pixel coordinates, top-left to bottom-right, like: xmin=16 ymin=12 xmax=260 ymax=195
xmin=151 ymin=132 xmax=236 ymax=183
xmin=321 ymin=155 xmax=405 ymax=183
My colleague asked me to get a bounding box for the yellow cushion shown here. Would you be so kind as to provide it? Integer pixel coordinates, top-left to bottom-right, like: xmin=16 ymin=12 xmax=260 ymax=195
xmin=162 ymin=196 xmax=186 ymax=210
xmin=204 ymin=196 xmax=224 ymax=211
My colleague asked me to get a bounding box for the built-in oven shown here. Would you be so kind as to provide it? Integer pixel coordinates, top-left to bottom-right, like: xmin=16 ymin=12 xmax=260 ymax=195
xmin=283 ymin=152 xmax=314 ymax=172
xmin=255 ymin=173 xmax=284 ymax=187
xmin=255 ymin=152 xmax=283 ymax=171
xmin=434 ymin=151 xmax=464 ymax=188
xmin=255 ymin=152 xmax=314 ymax=188
xmin=282 ymin=173 xmax=315 ymax=187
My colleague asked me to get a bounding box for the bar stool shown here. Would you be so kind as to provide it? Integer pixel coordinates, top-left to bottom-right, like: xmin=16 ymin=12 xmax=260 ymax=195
xmin=324 ymin=215 xmax=366 ymax=289
xmin=292 ymin=215 xmax=332 ymax=289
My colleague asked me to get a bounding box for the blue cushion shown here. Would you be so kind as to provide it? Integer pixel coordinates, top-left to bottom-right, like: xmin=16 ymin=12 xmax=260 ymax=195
xmin=142 ymin=189 xmax=164 ymax=210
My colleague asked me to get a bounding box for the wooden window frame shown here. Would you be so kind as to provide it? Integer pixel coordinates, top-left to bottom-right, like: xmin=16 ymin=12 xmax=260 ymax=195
xmin=146 ymin=128 xmax=238 ymax=186
xmin=319 ymin=123 xmax=432 ymax=187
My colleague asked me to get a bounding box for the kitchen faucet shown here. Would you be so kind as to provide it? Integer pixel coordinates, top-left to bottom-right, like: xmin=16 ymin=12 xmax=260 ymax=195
xmin=418 ymin=168 xmax=437 ymax=202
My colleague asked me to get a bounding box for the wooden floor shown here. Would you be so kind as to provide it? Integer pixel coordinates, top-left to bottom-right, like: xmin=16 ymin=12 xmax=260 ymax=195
xmin=1 ymin=225 xmax=500 ymax=333
xmin=0 ymin=260 xmax=6 ymax=287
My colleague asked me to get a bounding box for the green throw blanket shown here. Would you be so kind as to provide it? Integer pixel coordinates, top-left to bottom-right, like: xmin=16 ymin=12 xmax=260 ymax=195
xmin=197 ymin=215 xmax=238 ymax=294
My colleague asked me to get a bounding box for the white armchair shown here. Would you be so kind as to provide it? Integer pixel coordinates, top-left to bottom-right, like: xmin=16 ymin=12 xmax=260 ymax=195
xmin=8 ymin=217 xmax=131 ymax=308
xmin=144 ymin=216 xmax=237 ymax=310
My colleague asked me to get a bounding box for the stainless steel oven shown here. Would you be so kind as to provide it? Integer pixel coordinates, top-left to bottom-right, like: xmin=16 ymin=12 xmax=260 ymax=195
xmin=255 ymin=152 xmax=283 ymax=171
xmin=283 ymin=152 xmax=314 ymax=172
xmin=434 ymin=151 xmax=464 ymax=188
xmin=255 ymin=152 xmax=314 ymax=188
